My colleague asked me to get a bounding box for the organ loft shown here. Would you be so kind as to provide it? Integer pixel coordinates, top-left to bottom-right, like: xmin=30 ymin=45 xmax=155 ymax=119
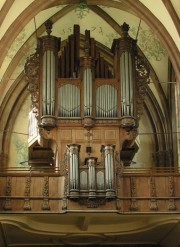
xmin=25 ymin=19 xmax=150 ymax=208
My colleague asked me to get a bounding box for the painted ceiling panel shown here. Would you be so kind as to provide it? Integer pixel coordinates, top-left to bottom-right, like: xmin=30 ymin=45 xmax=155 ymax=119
xmin=0 ymin=0 xmax=6 ymax=11
xmin=140 ymin=0 xmax=180 ymax=51
xmin=171 ymin=0 xmax=180 ymax=17
xmin=0 ymin=0 xmax=34 ymax=39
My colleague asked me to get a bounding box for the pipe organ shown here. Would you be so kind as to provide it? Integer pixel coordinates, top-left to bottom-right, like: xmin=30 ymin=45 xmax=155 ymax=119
xmin=25 ymin=20 xmax=150 ymax=206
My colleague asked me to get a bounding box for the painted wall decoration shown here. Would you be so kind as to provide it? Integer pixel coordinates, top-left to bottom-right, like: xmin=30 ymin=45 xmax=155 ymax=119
xmin=0 ymin=4 xmax=167 ymax=87
xmin=75 ymin=2 xmax=90 ymax=19
xmin=130 ymin=27 xmax=166 ymax=61
xmin=8 ymin=96 xmax=30 ymax=167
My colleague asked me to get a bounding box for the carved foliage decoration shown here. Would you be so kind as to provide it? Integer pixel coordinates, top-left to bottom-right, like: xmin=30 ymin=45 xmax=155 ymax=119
xmin=4 ymin=176 xmax=12 ymax=210
xmin=135 ymin=53 xmax=150 ymax=119
xmin=60 ymin=149 xmax=69 ymax=210
xmin=23 ymin=176 xmax=31 ymax=210
xmin=24 ymin=51 xmax=39 ymax=116
xmin=79 ymin=198 xmax=106 ymax=208
xmin=168 ymin=176 xmax=176 ymax=211
xmin=115 ymin=151 xmax=123 ymax=189
xmin=42 ymin=176 xmax=50 ymax=210
xmin=130 ymin=176 xmax=138 ymax=211
xmin=149 ymin=176 xmax=158 ymax=210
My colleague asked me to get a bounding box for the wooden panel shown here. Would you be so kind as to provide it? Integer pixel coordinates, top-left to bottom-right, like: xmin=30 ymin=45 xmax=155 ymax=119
xmin=59 ymin=129 xmax=72 ymax=140
xmin=75 ymin=129 xmax=85 ymax=141
xmin=11 ymin=177 xmax=25 ymax=196
xmin=0 ymin=173 xmax=180 ymax=213
xmin=59 ymin=142 xmax=69 ymax=161
xmin=92 ymin=129 xmax=102 ymax=140
xmin=91 ymin=143 xmax=102 ymax=161
xmin=105 ymin=130 xmax=116 ymax=140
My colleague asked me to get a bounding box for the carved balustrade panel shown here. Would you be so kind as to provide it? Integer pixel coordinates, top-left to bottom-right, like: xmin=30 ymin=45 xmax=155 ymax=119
xmin=0 ymin=170 xmax=180 ymax=212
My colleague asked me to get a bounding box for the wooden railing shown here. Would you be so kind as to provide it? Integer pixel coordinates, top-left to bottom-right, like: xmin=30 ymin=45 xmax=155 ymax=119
xmin=0 ymin=167 xmax=179 ymax=213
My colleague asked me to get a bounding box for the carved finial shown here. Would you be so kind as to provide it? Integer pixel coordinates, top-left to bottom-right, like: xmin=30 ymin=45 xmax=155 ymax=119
xmin=45 ymin=19 xmax=53 ymax=36
xmin=121 ymin=22 xmax=129 ymax=37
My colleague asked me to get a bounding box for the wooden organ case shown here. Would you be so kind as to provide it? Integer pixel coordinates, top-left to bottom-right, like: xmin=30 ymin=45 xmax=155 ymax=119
xmin=25 ymin=20 xmax=150 ymax=208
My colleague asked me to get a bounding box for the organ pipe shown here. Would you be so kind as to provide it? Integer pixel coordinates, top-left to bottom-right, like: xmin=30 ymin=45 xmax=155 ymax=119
xmin=80 ymin=29 xmax=95 ymax=118
xmin=84 ymin=67 xmax=93 ymax=116
xmin=111 ymin=22 xmax=137 ymax=128
xmin=119 ymin=23 xmax=136 ymax=120
xmin=120 ymin=51 xmax=134 ymax=116
xmin=39 ymin=20 xmax=60 ymax=122
xmin=101 ymin=145 xmax=115 ymax=198
xmin=86 ymin=157 xmax=97 ymax=198
xmin=67 ymin=144 xmax=81 ymax=198
xmin=96 ymin=85 xmax=117 ymax=117
xmin=58 ymin=84 xmax=80 ymax=117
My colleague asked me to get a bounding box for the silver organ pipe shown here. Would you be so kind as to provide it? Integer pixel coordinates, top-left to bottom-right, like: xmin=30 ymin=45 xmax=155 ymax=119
xmin=84 ymin=68 xmax=92 ymax=116
xmin=120 ymin=51 xmax=134 ymax=117
xmin=39 ymin=20 xmax=60 ymax=121
xmin=128 ymin=53 xmax=133 ymax=116
xmin=42 ymin=53 xmax=47 ymax=115
xmin=42 ymin=49 xmax=57 ymax=116
xmin=86 ymin=157 xmax=97 ymax=198
xmin=96 ymin=85 xmax=117 ymax=117
xmin=67 ymin=144 xmax=81 ymax=198
xmin=117 ymin=23 xmax=137 ymax=121
xmin=58 ymin=84 xmax=80 ymax=117
xmin=96 ymin=171 xmax=104 ymax=190
xmin=46 ymin=50 xmax=51 ymax=115
xmin=51 ymin=51 xmax=55 ymax=115
xmin=80 ymin=171 xmax=88 ymax=190
xmin=102 ymin=145 xmax=115 ymax=198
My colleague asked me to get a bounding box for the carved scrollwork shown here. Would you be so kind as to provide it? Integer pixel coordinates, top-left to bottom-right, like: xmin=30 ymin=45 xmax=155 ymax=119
xmin=24 ymin=51 xmax=39 ymax=116
xmin=79 ymin=198 xmax=106 ymax=208
xmin=82 ymin=116 xmax=95 ymax=129
xmin=42 ymin=176 xmax=50 ymax=210
xmin=135 ymin=54 xmax=150 ymax=119
xmin=3 ymin=176 xmax=12 ymax=210
xmin=150 ymin=177 xmax=158 ymax=210
xmin=130 ymin=176 xmax=138 ymax=211
xmin=168 ymin=176 xmax=176 ymax=211
xmin=23 ymin=176 xmax=31 ymax=210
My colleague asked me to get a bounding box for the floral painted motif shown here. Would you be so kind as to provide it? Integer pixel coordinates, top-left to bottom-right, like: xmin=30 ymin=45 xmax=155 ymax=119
xmin=130 ymin=27 xmax=166 ymax=61
xmin=75 ymin=2 xmax=90 ymax=19
xmin=13 ymin=135 xmax=28 ymax=166
xmin=105 ymin=32 xmax=119 ymax=47
xmin=5 ymin=28 xmax=27 ymax=61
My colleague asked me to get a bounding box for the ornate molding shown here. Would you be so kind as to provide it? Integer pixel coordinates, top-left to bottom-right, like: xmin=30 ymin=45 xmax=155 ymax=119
xmin=130 ymin=176 xmax=138 ymax=211
xmin=24 ymin=51 xmax=39 ymax=116
xmin=135 ymin=53 xmax=150 ymax=119
xmin=23 ymin=176 xmax=31 ymax=210
xmin=42 ymin=176 xmax=50 ymax=210
xmin=149 ymin=176 xmax=158 ymax=210
xmin=3 ymin=176 xmax=12 ymax=210
xmin=60 ymin=149 xmax=68 ymax=210
xmin=79 ymin=198 xmax=106 ymax=208
xmin=168 ymin=176 xmax=176 ymax=211
xmin=82 ymin=116 xmax=95 ymax=129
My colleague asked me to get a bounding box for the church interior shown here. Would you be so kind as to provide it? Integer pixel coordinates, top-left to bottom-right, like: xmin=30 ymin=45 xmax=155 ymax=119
xmin=0 ymin=0 xmax=179 ymax=246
